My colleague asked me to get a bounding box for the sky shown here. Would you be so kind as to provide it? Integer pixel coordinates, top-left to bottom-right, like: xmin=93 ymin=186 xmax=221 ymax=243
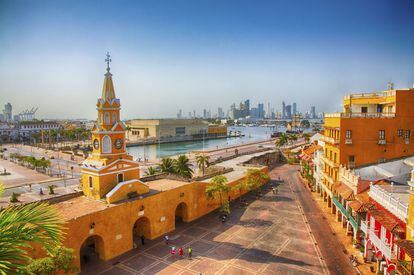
xmin=0 ymin=0 xmax=414 ymax=120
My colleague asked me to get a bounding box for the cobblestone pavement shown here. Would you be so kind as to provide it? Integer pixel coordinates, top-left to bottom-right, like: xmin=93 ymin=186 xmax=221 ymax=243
xmin=80 ymin=164 xmax=341 ymax=275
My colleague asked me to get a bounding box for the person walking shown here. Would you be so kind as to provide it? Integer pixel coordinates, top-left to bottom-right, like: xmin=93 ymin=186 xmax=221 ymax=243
xmin=179 ymin=247 xmax=183 ymax=257
xmin=171 ymin=246 xmax=176 ymax=256
xmin=165 ymin=235 xmax=169 ymax=245
xmin=272 ymin=187 xmax=276 ymax=194
xmin=188 ymin=246 xmax=193 ymax=259
xmin=140 ymin=235 xmax=145 ymax=246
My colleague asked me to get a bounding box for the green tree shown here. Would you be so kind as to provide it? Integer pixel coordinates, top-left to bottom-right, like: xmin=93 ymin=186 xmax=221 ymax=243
xmin=160 ymin=157 xmax=175 ymax=173
xmin=288 ymin=134 xmax=298 ymax=144
xmin=195 ymin=154 xmax=210 ymax=176
xmin=233 ymin=179 xmax=250 ymax=204
xmin=173 ymin=155 xmax=193 ymax=179
xmin=25 ymin=246 xmax=77 ymax=275
xmin=0 ymin=184 xmax=65 ymax=274
xmin=244 ymin=169 xmax=270 ymax=195
xmin=205 ymin=175 xmax=231 ymax=215
xmin=145 ymin=166 xmax=158 ymax=176
xmin=300 ymin=119 xmax=310 ymax=129
xmin=275 ymin=133 xmax=288 ymax=148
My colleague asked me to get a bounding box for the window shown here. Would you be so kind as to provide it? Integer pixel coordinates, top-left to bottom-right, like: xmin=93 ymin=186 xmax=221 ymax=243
xmin=379 ymin=130 xmax=385 ymax=140
xmin=361 ymin=106 xmax=368 ymax=113
xmin=117 ymin=173 xmax=124 ymax=183
xmin=334 ymin=153 xmax=337 ymax=163
xmin=102 ymin=135 xmax=112 ymax=153
xmin=349 ymin=155 xmax=355 ymax=163
xmin=405 ymin=130 xmax=411 ymax=139
xmin=346 ymin=130 xmax=352 ymax=139
xmin=175 ymin=127 xmax=186 ymax=135
xmin=88 ymin=177 xmax=93 ymax=189
xmin=397 ymin=129 xmax=403 ymax=137
xmin=104 ymin=112 xmax=110 ymax=125
xmin=112 ymin=113 xmax=117 ymax=123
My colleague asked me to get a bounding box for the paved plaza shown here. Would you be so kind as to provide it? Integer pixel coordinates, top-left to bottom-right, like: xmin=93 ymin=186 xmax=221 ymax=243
xmin=81 ymin=166 xmax=331 ymax=275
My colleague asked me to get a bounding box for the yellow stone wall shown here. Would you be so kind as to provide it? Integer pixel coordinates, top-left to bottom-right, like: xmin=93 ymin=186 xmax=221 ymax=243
xmin=60 ymin=166 xmax=268 ymax=269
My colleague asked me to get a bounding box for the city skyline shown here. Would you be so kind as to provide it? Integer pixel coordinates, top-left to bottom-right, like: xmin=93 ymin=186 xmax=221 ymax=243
xmin=1 ymin=0 xmax=414 ymax=120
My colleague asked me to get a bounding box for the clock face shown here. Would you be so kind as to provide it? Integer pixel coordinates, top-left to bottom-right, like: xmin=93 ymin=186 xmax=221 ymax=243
xmin=115 ymin=138 xmax=123 ymax=149
xmin=93 ymin=139 xmax=99 ymax=150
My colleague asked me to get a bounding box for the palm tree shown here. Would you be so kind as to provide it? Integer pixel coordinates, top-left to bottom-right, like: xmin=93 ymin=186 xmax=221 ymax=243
xmin=0 ymin=184 xmax=65 ymax=274
xmin=205 ymin=175 xmax=231 ymax=214
xmin=275 ymin=133 xmax=288 ymax=148
xmin=195 ymin=154 xmax=210 ymax=176
xmin=160 ymin=157 xmax=175 ymax=173
xmin=288 ymin=134 xmax=298 ymax=144
xmin=244 ymin=169 xmax=270 ymax=196
xmin=145 ymin=166 xmax=158 ymax=176
xmin=173 ymin=155 xmax=193 ymax=179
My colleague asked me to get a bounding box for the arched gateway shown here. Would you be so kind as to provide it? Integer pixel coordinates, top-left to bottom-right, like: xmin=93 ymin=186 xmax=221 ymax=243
xmin=132 ymin=216 xmax=151 ymax=247
xmin=79 ymin=235 xmax=105 ymax=272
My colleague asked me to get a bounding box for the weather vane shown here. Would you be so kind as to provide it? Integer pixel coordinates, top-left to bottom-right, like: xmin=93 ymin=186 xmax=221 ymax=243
xmin=105 ymin=52 xmax=112 ymax=72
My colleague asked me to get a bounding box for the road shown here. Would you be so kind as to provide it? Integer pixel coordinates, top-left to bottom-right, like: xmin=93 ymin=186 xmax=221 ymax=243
xmin=2 ymin=178 xmax=79 ymax=196
xmin=273 ymin=164 xmax=356 ymax=275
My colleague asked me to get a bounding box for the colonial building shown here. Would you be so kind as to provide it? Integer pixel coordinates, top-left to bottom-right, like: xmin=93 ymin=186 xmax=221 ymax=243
xmin=317 ymin=88 xmax=414 ymax=231
xmin=25 ymin=54 xmax=271 ymax=272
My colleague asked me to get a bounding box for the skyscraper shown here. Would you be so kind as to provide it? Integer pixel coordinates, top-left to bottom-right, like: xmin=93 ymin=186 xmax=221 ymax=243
xmin=258 ymin=103 xmax=264 ymax=119
xmin=311 ymin=106 xmax=316 ymax=119
xmin=282 ymin=101 xmax=286 ymax=119
xmin=292 ymin=102 xmax=297 ymax=116
xmin=285 ymin=105 xmax=292 ymax=119
xmin=3 ymin=103 xmax=12 ymax=122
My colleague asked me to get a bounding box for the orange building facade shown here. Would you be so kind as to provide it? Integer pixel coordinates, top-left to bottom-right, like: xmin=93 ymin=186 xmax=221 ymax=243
xmin=319 ymin=88 xmax=414 ymax=212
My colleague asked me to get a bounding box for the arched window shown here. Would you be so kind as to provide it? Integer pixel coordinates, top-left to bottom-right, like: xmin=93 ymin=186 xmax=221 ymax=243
xmin=102 ymin=135 xmax=111 ymax=153
xmin=104 ymin=112 xmax=110 ymax=125
xmin=112 ymin=113 xmax=117 ymax=123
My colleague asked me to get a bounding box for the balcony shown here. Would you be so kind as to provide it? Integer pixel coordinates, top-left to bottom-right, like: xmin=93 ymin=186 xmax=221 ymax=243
xmin=360 ymin=220 xmax=369 ymax=235
xmin=369 ymin=228 xmax=392 ymax=260
xmin=322 ymin=172 xmax=334 ymax=185
xmin=378 ymin=139 xmax=386 ymax=145
xmin=333 ymin=196 xmax=349 ymax=218
xmin=321 ymin=135 xmax=340 ymax=145
xmin=368 ymin=184 xmax=409 ymax=221
xmin=325 ymin=112 xmax=396 ymax=119
xmin=322 ymin=156 xmax=339 ymax=168
xmin=349 ymin=215 xmax=358 ymax=230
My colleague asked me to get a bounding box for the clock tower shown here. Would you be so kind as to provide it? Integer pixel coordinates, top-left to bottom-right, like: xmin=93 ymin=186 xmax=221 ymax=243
xmin=81 ymin=53 xmax=148 ymax=202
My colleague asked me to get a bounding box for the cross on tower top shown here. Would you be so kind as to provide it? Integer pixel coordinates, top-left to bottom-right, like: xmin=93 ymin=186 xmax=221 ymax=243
xmin=105 ymin=52 xmax=112 ymax=72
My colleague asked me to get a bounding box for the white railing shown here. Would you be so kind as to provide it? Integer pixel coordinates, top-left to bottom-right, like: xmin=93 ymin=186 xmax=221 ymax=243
xmin=323 ymin=172 xmax=334 ymax=185
xmin=322 ymin=156 xmax=339 ymax=168
xmin=321 ymin=135 xmax=339 ymax=145
xmin=360 ymin=221 xmax=369 ymax=234
xmin=369 ymin=228 xmax=392 ymax=260
xmin=369 ymin=185 xmax=409 ymax=221
xmin=344 ymin=91 xmax=396 ymax=100
xmin=325 ymin=112 xmax=395 ymax=119
xmin=325 ymin=113 xmax=341 ymax=118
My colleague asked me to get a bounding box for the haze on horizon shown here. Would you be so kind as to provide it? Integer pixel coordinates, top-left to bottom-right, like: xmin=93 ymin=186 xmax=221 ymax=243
xmin=0 ymin=0 xmax=413 ymax=120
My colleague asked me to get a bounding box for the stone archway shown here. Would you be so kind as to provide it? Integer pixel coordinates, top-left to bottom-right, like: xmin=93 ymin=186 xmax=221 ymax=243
xmin=175 ymin=202 xmax=189 ymax=228
xmin=79 ymin=235 xmax=105 ymax=272
xmin=132 ymin=216 xmax=151 ymax=248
